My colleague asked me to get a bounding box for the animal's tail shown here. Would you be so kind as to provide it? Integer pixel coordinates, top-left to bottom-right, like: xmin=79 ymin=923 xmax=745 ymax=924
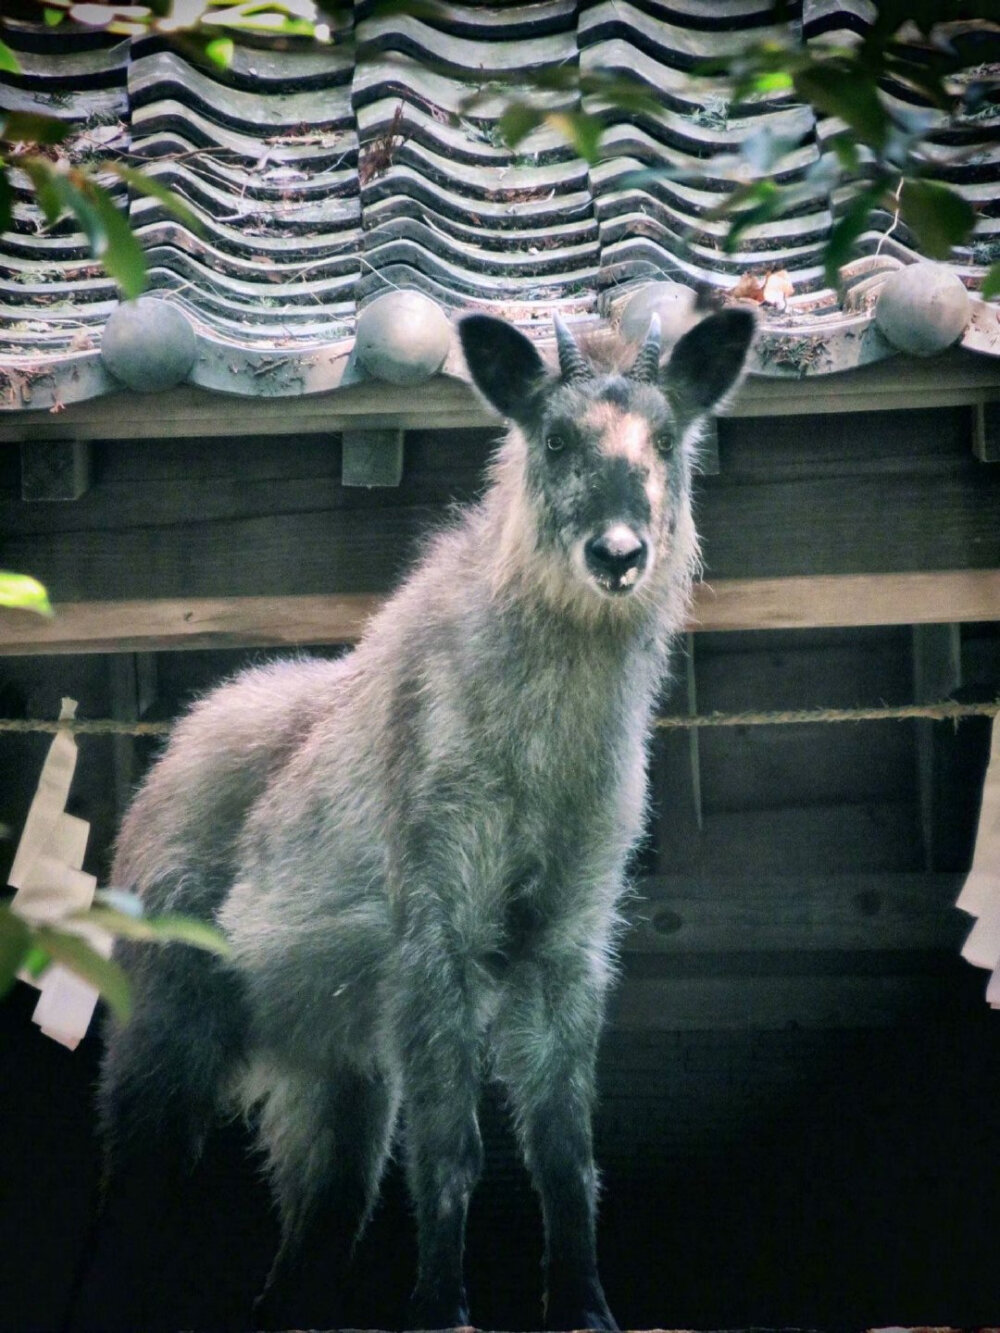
xmin=97 ymin=933 xmax=248 ymax=1178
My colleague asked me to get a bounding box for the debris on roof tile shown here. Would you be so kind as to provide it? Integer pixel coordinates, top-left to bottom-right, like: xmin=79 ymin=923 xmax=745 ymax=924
xmin=1 ymin=2 xmax=999 ymax=412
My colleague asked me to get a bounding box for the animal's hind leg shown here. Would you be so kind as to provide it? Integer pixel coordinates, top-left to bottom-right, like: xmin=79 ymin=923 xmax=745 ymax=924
xmin=252 ymin=1064 xmax=398 ymax=1331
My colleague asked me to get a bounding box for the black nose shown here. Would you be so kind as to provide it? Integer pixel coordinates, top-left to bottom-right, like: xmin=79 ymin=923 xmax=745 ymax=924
xmin=584 ymin=525 xmax=648 ymax=588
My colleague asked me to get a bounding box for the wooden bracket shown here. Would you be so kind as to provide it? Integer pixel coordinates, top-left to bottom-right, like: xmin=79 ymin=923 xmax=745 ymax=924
xmin=341 ymin=428 xmax=405 ymax=487
xmin=20 ymin=439 xmax=92 ymax=501
xmin=973 ymin=402 xmax=1000 ymax=462
xmin=912 ymin=623 xmax=963 ymax=871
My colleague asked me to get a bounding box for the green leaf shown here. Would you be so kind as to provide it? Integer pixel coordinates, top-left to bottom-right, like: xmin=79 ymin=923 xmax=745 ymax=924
xmin=204 ymin=36 xmax=234 ymax=67
xmin=704 ymin=179 xmax=774 ymax=222
xmin=823 ymin=188 xmax=882 ymax=289
xmin=898 ymin=179 xmax=975 ymax=259
xmin=20 ymin=159 xmax=62 ymax=225
xmin=0 ymin=571 xmax=54 ymax=616
xmin=546 ymin=111 xmax=603 ymax=166
xmin=981 ymin=262 xmax=1000 ymax=301
xmin=795 ymin=62 xmax=889 ymax=149
xmin=32 ymin=926 xmax=132 ymax=1022
xmin=22 ymin=946 xmax=52 ymax=979
xmin=80 ymin=904 xmax=231 ymax=957
xmin=94 ymin=887 xmax=145 ymax=917
xmin=577 ymin=72 xmax=661 ymax=119
xmin=750 ymin=70 xmax=794 ymax=94
xmin=44 ymin=7 xmax=67 ymax=25
xmin=87 ymin=181 xmax=147 ymax=297
xmin=1 ymin=112 xmax=73 ymax=146
xmin=706 ymin=180 xmax=782 ymax=251
xmin=523 ymin=65 xmax=578 ymax=94
xmin=0 ymin=40 xmax=21 ymax=74
xmin=829 ymin=133 xmax=861 ymax=174
xmin=106 ymin=164 xmax=202 ymax=233
xmin=59 ymin=175 xmax=109 ymax=254
xmin=0 ymin=905 xmax=31 ymax=998
xmin=497 ymin=102 xmax=545 ymax=149
xmin=21 ymin=159 xmax=102 ymax=244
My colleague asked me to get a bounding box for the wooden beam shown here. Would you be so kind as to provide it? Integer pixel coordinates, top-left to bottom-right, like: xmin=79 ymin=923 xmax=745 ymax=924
xmin=1 ymin=350 xmax=998 ymax=441
xmin=609 ymin=974 xmax=964 ymax=1031
xmin=0 ymin=593 xmax=383 ymax=655
xmin=0 ymin=571 xmax=997 ymax=655
xmin=693 ymin=570 xmax=1000 ymax=632
xmin=625 ymin=873 xmax=967 ymax=954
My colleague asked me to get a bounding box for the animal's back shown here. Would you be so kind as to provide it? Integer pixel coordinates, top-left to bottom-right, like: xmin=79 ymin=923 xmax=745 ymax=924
xmin=113 ymin=653 xmax=356 ymax=919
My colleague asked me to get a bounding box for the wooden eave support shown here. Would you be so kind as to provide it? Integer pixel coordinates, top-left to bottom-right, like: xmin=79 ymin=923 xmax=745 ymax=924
xmin=341 ymin=427 xmax=405 ymax=487
xmin=1 ymin=571 xmax=997 ymax=656
xmin=19 ymin=438 xmax=91 ymax=501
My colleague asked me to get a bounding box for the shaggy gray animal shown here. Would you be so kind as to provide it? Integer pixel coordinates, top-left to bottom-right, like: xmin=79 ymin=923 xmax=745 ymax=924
xmin=98 ymin=306 xmax=755 ymax=1331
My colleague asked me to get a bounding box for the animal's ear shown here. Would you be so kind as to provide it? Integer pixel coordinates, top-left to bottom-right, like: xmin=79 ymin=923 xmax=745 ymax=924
xmin=459 ymin=314 xmax=546 ymax=421
xmin=662 ymin=307 xmax=756 ymax=426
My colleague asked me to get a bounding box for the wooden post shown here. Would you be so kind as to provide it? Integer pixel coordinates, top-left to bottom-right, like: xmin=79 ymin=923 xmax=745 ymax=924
xmin=108 ymin=653 xmax=158 ymax=818
xmin=973 ymin=402 xmax=1000 ymax=462
xmin=341 ymin=428 xmax=405 ymax=487
xmin=20 ymin=439 xmax=91 ymax=501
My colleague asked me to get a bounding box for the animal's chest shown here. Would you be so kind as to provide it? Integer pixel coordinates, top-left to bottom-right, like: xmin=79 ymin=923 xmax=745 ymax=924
xmin=476 ymin=672 xmax=649 ymax=870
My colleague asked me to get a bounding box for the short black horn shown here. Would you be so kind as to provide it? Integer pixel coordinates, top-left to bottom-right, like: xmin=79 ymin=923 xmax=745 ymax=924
xmin=629 ymin=313 xmax=662 ymax=383
xmin=553 ymin=314 xmax=589 ymax=382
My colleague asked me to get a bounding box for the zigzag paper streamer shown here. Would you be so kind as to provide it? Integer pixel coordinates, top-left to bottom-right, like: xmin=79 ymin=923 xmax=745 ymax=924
xmin=8 ymin=698 xmax=111 ymax=1049
xmin=957 ymin=720 xmax=1000 ymax=1008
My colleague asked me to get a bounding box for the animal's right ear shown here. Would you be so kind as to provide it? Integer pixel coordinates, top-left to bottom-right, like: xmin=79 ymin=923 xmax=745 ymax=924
xmin=459 ymin=314 xmax=546 ymax=422
xmin=662 ymin=306 xmax=757 ymax=428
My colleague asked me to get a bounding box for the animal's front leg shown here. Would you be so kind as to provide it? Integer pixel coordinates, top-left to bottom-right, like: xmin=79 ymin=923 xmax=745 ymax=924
xmin=393 ymin=908 xmax=484 ymax=1329
xmin=493 ymin=940 xmax=619 ymax=1332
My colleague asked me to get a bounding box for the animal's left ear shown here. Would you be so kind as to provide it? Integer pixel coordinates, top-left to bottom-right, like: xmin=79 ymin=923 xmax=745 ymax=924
xmin=459 ymin=313 xmax=546 ymax=423
xmin=662 ymin=307 xmax=757 ymax=428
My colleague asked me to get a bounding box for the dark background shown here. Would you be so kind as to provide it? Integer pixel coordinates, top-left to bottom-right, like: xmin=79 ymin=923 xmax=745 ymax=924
xmin=2 ymin=407 xmax=1000 ymax=1331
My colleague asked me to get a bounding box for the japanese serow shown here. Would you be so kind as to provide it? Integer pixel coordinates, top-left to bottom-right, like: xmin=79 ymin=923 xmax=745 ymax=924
xmin=99 ymin=305 xmax=755 ymax=1330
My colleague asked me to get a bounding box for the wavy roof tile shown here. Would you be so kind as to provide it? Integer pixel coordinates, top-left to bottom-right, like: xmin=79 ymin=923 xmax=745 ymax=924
xmin=1 ymin=1 xmax=999 ymax=411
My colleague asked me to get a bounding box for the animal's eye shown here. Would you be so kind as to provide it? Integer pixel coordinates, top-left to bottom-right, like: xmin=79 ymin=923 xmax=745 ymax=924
xmin=545 ymin=432 xmax=567 ymax=453
xmin=656 ymin=430 xmax=676 ymax=455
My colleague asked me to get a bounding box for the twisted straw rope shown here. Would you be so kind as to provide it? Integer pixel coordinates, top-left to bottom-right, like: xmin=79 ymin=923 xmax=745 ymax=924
xmin=0 ymin=700 xmax=996 ymax=737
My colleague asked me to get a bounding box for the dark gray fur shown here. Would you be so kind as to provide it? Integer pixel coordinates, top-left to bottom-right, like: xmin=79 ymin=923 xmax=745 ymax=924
xmin=98 ymin=307 xmax=756 ymax=1331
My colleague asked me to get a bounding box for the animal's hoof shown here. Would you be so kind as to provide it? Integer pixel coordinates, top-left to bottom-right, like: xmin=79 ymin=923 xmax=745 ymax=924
xmin=408 ymin=1282 xmax=471 ymax=1330
xmin=547 ymin=1312 xmax=619 ymax=1332
xmin=545 ymin=1277 xmax=619 ymax=1331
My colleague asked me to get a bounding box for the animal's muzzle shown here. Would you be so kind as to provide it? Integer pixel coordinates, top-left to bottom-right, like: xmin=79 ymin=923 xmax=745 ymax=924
xmin=584 ymin=524 xmax=648 ymax=594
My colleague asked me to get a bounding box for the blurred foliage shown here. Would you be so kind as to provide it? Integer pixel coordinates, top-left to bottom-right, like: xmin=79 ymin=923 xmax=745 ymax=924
xmin=0 ymin=1 xmax=999 ymax=293
xmin=0 ymin=889 xmax=231 ymax=1022
xmin=0 ymin=572 xmax=53 ymax=617
xmin=0 ymin=564 xmax=229 ymax=1020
